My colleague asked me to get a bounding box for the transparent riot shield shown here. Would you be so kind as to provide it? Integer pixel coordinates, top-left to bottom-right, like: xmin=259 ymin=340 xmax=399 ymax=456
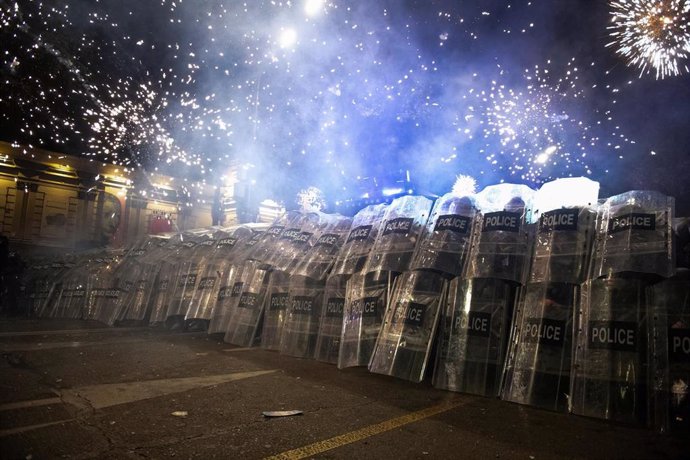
xmin=149 ymin=239 xmax=181 ymax=324
xmin=26 ymin=263 xmax=56 ymax=317
xmin=410 ymin=193 xmax=480 ymax=277
xmin=314 ymin=274 xmax=348 ymax=364
xmin=272 ymin=212 xmax=332 ymax=273
xmin=570 ymin=277 xmax=649 ymax=424
xmin=468 ymin=184 xmax=535 ymax=284
xmin=592 ymin=191 xmax=675 ymax=279
xmin=365 ymin=196 xmax=433 ymax=274
xmin=293 ymin=216 xmax=352 ymax=280
xmin=167 ymin=238 xmax=206 ymax=320
xmin=369 ymin=270 xmax=447 ymax=382
xmin=261 ymin=270 xmax=291 ymax=350
xmin=50 ymin=259 xmax=89 ymax=319
xmin=530 ymin=207 xmax=597 ymax=285
xmin=116 ymin=241 xmax=157 ymax=323
xmin=185 ymin=233 xmax=233 ymax=322
xmin=207 ymin=263 xmax=245 ymax=334
xmin=279 ymin=275 xmax=327 ymax=358
xmin=502 ymin=282 xmax=576 ymax=411
xmin=338 ymin=271 xmax=394 ymax=369
xmin=648 ymin=271 xmax=690 ymax=433
xmin=433 ymin=277 xmax=516 ymax=396
xmin=331 ymin=204 xmax=387 ymax=276
xmin=224 ymin=261 xmax=271 ymax=347
xmin=37 ymin=260 xmax=70 ymax=317
xmin=247 ymin=210 xmax=303 ymax=266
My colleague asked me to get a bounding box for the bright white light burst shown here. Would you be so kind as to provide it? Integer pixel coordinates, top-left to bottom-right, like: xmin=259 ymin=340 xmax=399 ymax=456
xmin=452 ymin=174 xmax=477 ymax=196
xmin=278 ymin=28 xmax=298 ymax=49
xmin=297 ymin=186 xmax=326 ymax=211
xmin=608 ymin=0 xmax=690 ymax=79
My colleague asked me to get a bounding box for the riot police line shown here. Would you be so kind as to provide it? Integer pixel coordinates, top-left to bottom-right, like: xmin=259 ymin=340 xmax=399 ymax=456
xmin=18 ymin=177 xmax=690 ymax=433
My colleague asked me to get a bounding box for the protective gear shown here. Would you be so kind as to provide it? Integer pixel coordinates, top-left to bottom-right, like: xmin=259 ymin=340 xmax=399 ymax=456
xmin=434 ymin=277 xmax=516 ymax=396
xmin=369 ymin=270 xmax=447 ymax=382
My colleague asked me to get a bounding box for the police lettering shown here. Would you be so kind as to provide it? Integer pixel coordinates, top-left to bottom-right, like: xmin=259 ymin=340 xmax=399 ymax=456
xmin=197 ymin=277 xmax=216 ymax=289
xmin=668 ymin=328 xmax=690 ymax=362
xmin=281 ymin=228 xmax=301 ymax=240
xmin=608 ymin=213 xmax=656 ymax=234
xmin=201 ymin=240 xmax=215 ymax=246
xmin=217 ymin=237 xmax=237 ymax=248
xmin=588 ymin=321 xmax=637 ymax=351
xmin=326 ymin=298 xmax=345 ymax=317
xmin=523 ymin=318 xmax=565 ymax=346
xmin=455 ymin=311 xmax=491 ymax=337
xmin=540 ymin=209 xmax=578 ymax=232
xmin=382 ymin=217 xmax=414 ymax=236
xmin=346 ymin=225 xmax=372 ymax=243
xmin=292 ymin=296 xmax=314 ymax=315
xmin=238 ymin=293 xmax=259 ymax=309
xmin=294 ymin=232 xmax=313 ymax=244
xmin=267 ymin=225 xmax=285 ymax=236
xmin=133 ymin=249 xmax=146 ymax=257
xmin=316 ymin=234 xmax=339 ymax=247
xmin=158 ymin=279 xmax=169 ymax=291
xmin=362 ymin=297 xmax=379 ymax=317
xmin=434 ymin=214 xmax=470 ymax=234
xmin=231 ymin=282 xmax=244 ymax=297
xmin=247 ymin=232 xmax=263 ymax=246
xmin=217 ymin=286 xmax=232 ymax=300
xmin=270 ymin=293 xmax=289 ymax=311
xmin=178 ymin=274 xmax=197 ymax=287
xmin=395 ymin=302 xmax=426 ymax=326
xmin=483 ymin=211 xmax=521 ymax=232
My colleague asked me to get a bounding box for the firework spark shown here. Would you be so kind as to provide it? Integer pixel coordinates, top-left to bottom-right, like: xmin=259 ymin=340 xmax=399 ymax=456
xmin=608 ymin=0 xmax=690 ymax=79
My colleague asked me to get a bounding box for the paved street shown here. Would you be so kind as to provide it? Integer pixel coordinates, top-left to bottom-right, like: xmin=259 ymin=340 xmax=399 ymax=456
xmin=0 ymin=318 xmax=686 ymax=459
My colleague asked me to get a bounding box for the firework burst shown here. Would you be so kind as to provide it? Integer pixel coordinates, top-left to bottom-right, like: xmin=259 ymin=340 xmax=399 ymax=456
xmin=608 ymin=0 xmax=690 ymax=79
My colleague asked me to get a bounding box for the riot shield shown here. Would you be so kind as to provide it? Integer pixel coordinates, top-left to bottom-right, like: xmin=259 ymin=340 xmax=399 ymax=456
xmin=293 ymin=215 xmax=352 ymax=280
xmin=365 ymin=196 xmax=433 ymax=274
xmin=530 ymin=206 xmax=597 ymax=285
xmin=272 ymin=212 xmax=332 ymax=273
xmin=338 ymin=271 xmax=394 ymax=369
xmin=279 ymin=275 xmax=327 ymax=358
xmin=410 ymin=193 xmax=480 ymax=277
xmin=433 ymin=277 xmax=516 ymax=397
xmin=648 ymin=271 xmax=690 ymax=433
xmin=223 ymin=261 xmax=271 ymax=347
xmin=247 ymin=210 xmax=303 ymax=266
xmin=331 ymin=204 xmax=387 ymax=276
xmin=185 ymin=232 xmax=234 ymax=322
xmin=261 ymin=270 xmax=291 ymax=350
xmin=467 ymin=184 xmax=535 ymax=284
xmin=116 ymin=240 xmax=158 ymax=323
xmin=570 ymin=276 xmax=649 ymax=424
xmin=207 ymin=263 xmax=245 ymax=335
xmin=166 ymin=237 xmax=206 ymax=319
xmin=149 ymin=238 xmax=181 ymax=324
xmin=314 ymin=274 xmax=348 ymax=364
xmin=591 ymin=191 xmax=675 ymax=279
xmin=369 ymin=270 xmax=447 ymax=383
xmin=501 ymin=281 xmax=576 ymax=411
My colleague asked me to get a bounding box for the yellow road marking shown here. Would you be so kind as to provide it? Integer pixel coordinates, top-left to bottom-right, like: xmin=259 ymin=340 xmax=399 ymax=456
xmin=264 ymin=399 xmax=464 ymax=460
xmin=0 ymin=397 xmax=63 ymax=412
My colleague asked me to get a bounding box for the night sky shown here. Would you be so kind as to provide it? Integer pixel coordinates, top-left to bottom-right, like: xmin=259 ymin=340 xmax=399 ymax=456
xmin=1 ymin=0 xmax=688 ymax=213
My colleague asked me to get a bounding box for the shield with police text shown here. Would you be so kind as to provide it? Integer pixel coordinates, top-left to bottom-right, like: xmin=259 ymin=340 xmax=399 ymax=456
xmin=331 ymin=204 xmax=387 ymax=276
xmin=648 ymin=272 xmax=690 ymax=433
xmin=279 ymin=276 xmax=327 ymax=358
xmin=530 ymin=206 xmax=597 ymax=284
xmin=369 ymin=270 xmax=447 ymax=382
xmin=314 ymin=275 xmax=348 ymax=364
xmin=410 ymin=193 xmax=480 ymax=277
xmin=592 ymin=191 xmax=674 ymax=279
xmin=433 ymin=277 xmax=516 ymax=396
xmin=467 ymin=184 xmax=535 ymax=284
xmin=208 ymin=262 xmax=249 ymax=334
xmin=571 ymin=277 xmax=649 ymax=424
xmin=501 ymin=281 xmax=576 ymax=412
xmin=338 ymin=271 xmax=394 ymax=369
xmin=223 ymin=261 xmax=271 ymax=347
xmin=261 ymin=270 xmax=292 ymax=350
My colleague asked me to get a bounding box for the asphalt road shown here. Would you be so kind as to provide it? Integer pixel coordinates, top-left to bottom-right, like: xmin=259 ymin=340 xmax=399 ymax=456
xmin=0 ymin=318 xmax=686 ymax=459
